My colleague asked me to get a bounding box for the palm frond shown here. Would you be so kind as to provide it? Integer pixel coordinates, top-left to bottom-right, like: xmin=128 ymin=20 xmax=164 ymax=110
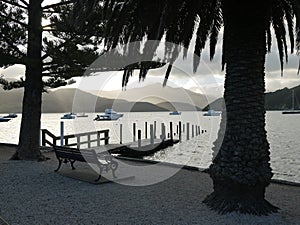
xmin=266 ymin=24 xmax=272 ymax=53
xmin=271 ymin=0 xmax=289 ymax=75
xmin=209 ymin=0 xmax=222 ymax=61
xmin=193 ymin=0 xmax=219 ymax=73
xmin=282 ymin=0 xmax=295 ymax=53
xmin=102 ymin=0 xmax=299 ymax=84
xmin=290 ymin=0 xmax=299 ymax=75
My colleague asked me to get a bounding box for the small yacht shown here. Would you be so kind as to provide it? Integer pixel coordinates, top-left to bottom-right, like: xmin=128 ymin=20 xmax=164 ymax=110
xmin=282 ymin=90 xmax=300 ymax=114
xmin=76 ymin=113 xmax=88 ymax=117
xmin=61 ymin=113 xmax=75 ymax=119
xmin=3 ymin=113 xmax=17 ymax=118
xmin=203 ymin=109 xmax=221 ymax=116
xmin=94 ymin=109 xmax=123 ymax=121
xmin=0 ymin=117 xmax=11 ymax=122
xmin=169 ymin=111 xmax=181 ymax=115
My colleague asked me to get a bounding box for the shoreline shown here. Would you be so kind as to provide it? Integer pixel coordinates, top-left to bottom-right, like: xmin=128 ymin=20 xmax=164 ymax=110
xmin=0 ymin=144 xmax=299 ymax=224
xmin=1 ymin=143 xmax=299 ymax=187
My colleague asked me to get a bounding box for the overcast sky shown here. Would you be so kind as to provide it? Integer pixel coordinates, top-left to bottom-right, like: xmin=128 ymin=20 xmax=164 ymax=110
xmin=0 ymin=0 xmax=299 ymax=99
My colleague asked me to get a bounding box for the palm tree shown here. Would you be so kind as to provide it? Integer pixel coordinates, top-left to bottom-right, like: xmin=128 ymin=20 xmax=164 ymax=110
xmin=100 ymin=0 xmax=299 ymax=215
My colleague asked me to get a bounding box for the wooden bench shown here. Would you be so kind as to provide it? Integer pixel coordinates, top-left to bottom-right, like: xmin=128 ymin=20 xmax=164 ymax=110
xmin=53 ymin=145 xmax=118 ymax=182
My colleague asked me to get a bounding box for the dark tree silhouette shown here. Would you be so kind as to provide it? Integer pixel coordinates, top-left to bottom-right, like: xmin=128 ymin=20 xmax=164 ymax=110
xmin=0 ymin=0 xmax=102 ymax=160
xmin=100 ymin=0 xmax=299 ymax=215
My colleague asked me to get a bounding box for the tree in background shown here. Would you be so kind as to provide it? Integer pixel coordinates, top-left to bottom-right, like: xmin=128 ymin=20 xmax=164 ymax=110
xmin=100 ymin=0 xmax=299 ymax=215
xmin=0 ymin=0 xmax=103 ymax=160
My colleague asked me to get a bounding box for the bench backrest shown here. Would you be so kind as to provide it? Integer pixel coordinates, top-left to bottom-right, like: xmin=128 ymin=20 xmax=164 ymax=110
xmin=53 ymin=146 xmax=99 ymax=164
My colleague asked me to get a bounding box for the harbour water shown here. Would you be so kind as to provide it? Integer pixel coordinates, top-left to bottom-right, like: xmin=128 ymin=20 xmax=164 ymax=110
xmin=0 ymin=111 xmax=299 ymax=183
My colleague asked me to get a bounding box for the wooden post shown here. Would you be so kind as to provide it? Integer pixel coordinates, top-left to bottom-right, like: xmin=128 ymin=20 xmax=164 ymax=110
xmin=161 ymin=123 xmax=166 ymax=141
xmin=145 ymin=122 xmax=148 ymax=139
xmin=77 ymin=136 xmax=80 ymax=148
xmin=60 ymin=121 xmax=64 ymax=146
xmin=187 ymin=123 xmax=190 ymax=140
xmin=170 ymin=122 xmax=173 ymax=141
xmin=154 ymin=121 xmax=157 ymax=139
xmin=138 ymin=130 xmax=142 ymax=149
xmin=183 ymin=124 xmax=185 ymax=133
xmin=120 ymin=124 xmax=123 ymax=144
xmin=179 ymin=121 xmax=182 ymax=142
xmin=163 ymin=123 xmax=166 ymax=141
xmin=39 ymin=129 xmax=42 ymax=146
xmin=192 ymin=125 xmax=194 ymax=138
xmin=133 ymin=123 xmax=136 ymax=142
xmin=87 ymin=134 xmax=91 ymax=148
xmin=104 ymin=131 xmax=109 ymax=145
xmin=150 ymin=124 xmax=154 ymax=148
xmin=97 ymin=131 xmax=100 ymax=146
xmin=41 ymin=129 xmax=45 ymax=146
xmin=176 ymin=125 xmax=179 ymax=135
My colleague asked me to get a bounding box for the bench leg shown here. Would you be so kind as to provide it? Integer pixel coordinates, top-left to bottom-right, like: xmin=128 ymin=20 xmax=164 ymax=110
xmin=112 ymin=169 xmax=117 ymax=178
xmin=110 ymin=162 xmax=118 ymax=178
xmin=95 ymin=174 xmax=102 ymax=182
xmin=70 ymin=160 xmax=76 ymax=170
xmin=54 ymin=159 xmax=63 ymax=172
xmin=95 ymin=167 xmax=103 ymax=182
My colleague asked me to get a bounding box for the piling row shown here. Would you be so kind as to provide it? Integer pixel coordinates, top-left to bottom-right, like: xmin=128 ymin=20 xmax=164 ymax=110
xmin=57 ymin=121 xmax=206 ymax=148
xmin=120 ymin=121 xmax=205 ymax=145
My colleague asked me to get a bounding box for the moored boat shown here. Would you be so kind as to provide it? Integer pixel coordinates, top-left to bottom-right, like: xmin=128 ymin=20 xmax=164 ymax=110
xmin=3 ymin=113 xmax=17 ymax=118
xmin=169 ymin=111 xmax=181 ymax=115
xmin=282 ymin=90 xmax=300 ymax=114
xmin=0 ymin=117 xmax=11 ymax=122
xmin=94 ymin=109 xmax=123 ymax=121
xmin=76 ymin=113 xmax=88 ymax=117
xmin=203 ymin=109 xmax=221 ymax=116
xmin=61 ymin=113 xmax=75 ymax=119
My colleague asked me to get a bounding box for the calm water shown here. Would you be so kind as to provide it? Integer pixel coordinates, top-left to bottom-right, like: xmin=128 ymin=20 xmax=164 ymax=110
xmin=0 ymin=111 xmax=299 ymax=183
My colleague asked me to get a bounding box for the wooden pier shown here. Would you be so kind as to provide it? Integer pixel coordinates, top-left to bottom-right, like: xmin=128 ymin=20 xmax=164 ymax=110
xmin=40 ymin=120 xmax=203 ymax=158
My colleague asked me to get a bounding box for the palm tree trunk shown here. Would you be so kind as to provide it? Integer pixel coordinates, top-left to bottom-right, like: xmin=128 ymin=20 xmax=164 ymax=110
xmin=11 ymin=0 xmax=44 ymax=160
xmin=204 ymin=1 xmax=278 ymax=215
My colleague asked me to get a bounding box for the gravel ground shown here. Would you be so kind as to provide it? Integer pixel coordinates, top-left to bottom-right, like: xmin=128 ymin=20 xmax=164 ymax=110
xmin=0 ymin=146 xmax=299 ymax=225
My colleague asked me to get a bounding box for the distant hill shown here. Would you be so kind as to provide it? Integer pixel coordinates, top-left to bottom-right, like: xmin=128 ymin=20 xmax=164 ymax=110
xmin=203 ymin=85 xmax=300 ymax=111
xmin=2 ymin=85 xmax=300 ymax=113
xmin=0 ymin=88 xmax=24 ymax=113
xmin=156 ymin=101 xmax=202 ymax=111
xmin=0 ymin=83 xmax=211 ymax=113
xmin=0 ymin=88 xmax=168 ymax=113
xmin=90 ymin=83 xmax=210 ymax=109
xmin=265 ymin=86 xmax=300 ymax=110
xmin=202 ymin=98 xmax=225 ymax=111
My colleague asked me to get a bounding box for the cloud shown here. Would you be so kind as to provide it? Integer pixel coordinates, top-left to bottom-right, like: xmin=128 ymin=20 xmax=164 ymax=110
xmin=0 ymin=64 xmax=25 ymax=79
xmin=1 ymin=25 xmax=298 ymax=97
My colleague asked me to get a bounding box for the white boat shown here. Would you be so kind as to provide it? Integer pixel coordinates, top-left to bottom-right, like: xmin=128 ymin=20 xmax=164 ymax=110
xmin=204 ymin=109 xmax=221 ymax=116
xmin=94 ymin=109 xmax=123 ymax=121
xmin=61 ymin=113 xmax=75 ymax=119
xmin=169 ymin=111 xmax=181 ymax=115
xmin=282 ymin=90 xmax=300 ymax=114
xmin=76 ymin=113 xmax=88 ymax=117
xmin=0 ymin=117 xmax=11 ymax=122
xmin=3 ymin=113 xmax=17 ymax=118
